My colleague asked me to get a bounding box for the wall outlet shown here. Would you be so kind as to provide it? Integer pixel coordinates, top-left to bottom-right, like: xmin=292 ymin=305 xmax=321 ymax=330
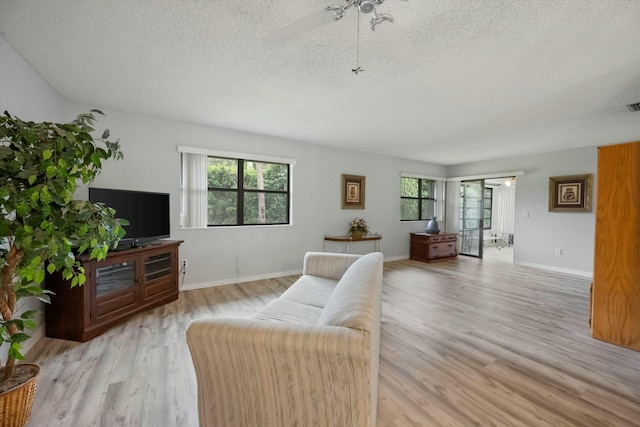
xmin=181 ymin=259 xmax=188 ymax=269
xmin=554 ymin=248 xmax=562 ymax=255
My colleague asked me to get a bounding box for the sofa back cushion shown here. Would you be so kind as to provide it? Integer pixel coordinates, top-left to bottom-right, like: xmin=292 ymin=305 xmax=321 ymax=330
xmin=303 ymin=252 xmax=362 ymax=280
xmin=317 ymin=252 xmax=383 ymax=332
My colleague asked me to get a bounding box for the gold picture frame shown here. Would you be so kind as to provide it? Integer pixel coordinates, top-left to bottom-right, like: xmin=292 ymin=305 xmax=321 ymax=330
xmin=341 ymin=174 xmax=366 ymax=209
xmin=548 ymin=174 xmax=592 ymax=212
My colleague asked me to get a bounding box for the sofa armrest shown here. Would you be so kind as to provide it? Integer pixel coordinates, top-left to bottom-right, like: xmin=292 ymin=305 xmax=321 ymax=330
xmin=186 ymin=318 xmax=374 ymax=427
xmin=302 ymin=251 xmax=361 ymax=280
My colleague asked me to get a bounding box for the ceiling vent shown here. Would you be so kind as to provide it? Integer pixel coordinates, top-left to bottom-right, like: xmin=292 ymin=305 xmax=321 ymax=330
xmin=627 ymin=102 xmax=640 ymax=112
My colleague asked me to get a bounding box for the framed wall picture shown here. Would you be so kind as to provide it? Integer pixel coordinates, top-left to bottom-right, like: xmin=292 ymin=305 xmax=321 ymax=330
xmin=548 ymin=174 xmax=592 ymax=212
xmin=341 ymin=174 xmax=366 ymax=209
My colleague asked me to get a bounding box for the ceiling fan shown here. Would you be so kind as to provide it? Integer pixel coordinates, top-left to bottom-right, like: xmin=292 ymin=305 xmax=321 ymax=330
xmin=263 ymin=0 xmax=417 ymax=69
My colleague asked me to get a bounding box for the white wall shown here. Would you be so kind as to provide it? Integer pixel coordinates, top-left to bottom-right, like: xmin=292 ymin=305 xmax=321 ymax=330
xmin=0 ymin=36 xmax=64 ymax=121
xmin=65 ymin=102 xmax=447 ymax=288
xmin=447 ymin=147 xmax=598 ymax=276
xmin=0 ymin=35 xmax=65 ymax=360
xmin=1 ymin=30 xmax=614 ymax=356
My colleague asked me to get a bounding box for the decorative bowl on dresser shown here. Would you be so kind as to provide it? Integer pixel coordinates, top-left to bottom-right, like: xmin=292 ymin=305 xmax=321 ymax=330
xmin=410 ymin=233 xmax=458 ymax=263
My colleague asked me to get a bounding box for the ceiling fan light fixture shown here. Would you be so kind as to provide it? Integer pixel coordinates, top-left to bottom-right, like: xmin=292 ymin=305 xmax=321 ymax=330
xmin=326 ymin=5 xmax=347 ymax=20
xmin=358 ymin=1 xmax=377 ymax=13
xmin=371 ymin=12 xmax=394 ymax=31
xmin=627 ymin=102 xmax=640 ymax=112
xmin=265 ymin=0 xmax=408 ymax=68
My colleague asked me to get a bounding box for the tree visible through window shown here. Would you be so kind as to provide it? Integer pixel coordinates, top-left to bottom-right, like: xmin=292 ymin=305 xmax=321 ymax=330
xmin=207 ymin=156 xmax=289 ymax=226
xmin=401 ymin=177 xmax=436 ymax=220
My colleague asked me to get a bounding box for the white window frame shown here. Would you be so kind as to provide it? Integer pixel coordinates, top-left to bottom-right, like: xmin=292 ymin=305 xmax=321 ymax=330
xmin=178 ymin=146 xmax=295 ymax=228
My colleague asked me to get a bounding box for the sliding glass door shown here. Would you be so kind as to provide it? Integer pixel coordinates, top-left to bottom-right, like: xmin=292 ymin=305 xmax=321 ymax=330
xmin=459 ymin=179 xmax=484 ymax=258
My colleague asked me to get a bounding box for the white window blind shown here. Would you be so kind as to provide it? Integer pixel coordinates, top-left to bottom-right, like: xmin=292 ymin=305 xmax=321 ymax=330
xmin=181 ymin=153 xmax=208 ymax=228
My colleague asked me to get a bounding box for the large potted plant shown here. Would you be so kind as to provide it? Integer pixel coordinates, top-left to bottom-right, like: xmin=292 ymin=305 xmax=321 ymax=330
xmin=0 ymin=110 xmax=126 ymax=426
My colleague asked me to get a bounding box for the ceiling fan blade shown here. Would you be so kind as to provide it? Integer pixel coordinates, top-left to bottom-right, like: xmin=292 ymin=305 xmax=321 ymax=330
xmin=263 ymin=9 xmax=337 ymax=49
xmin=374 ymin=21 xmax=422 ymax=68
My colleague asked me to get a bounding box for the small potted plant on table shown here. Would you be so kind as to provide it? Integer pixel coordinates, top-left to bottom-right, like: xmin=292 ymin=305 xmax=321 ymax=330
xmin=348 ymin=217 xmax=369 ymax=239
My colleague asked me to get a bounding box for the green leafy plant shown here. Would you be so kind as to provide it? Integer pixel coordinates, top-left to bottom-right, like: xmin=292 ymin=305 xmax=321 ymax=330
xmin=0 ymin=110 xmax=126 ymax=383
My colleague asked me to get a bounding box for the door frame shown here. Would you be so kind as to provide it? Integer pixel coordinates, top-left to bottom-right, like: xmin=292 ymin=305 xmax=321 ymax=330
xmin=459 ymin=179 xmax=485 ymax=258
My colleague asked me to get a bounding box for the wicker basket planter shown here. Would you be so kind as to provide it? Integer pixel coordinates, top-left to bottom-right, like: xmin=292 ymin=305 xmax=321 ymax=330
xmin=0 ymin=364 xmax=40 ymax=427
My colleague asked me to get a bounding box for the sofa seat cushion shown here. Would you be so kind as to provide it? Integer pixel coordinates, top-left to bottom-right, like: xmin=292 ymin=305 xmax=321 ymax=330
xmin=254 ymin=299 xmax=323 ymax=324
xmin=279 ymin=275 xmax=338 ymax=308
xmin=317 ymin=252 xmax=384 ymax=332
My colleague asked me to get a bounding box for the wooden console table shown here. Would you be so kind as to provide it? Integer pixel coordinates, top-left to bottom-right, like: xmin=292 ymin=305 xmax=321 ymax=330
xmin=410 ymin=233 xmax=458 ymax=263
xmin=324 ymin=234 xmax=382 ymax=253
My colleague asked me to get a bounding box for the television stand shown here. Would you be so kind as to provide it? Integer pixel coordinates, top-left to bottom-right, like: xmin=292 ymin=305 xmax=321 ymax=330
xmin=132 ymin=241 xmax=163 ymax=248
xmin=111 ymin=240 xmax=164 ymax=251
xmin=45 ymin=240 xmax=183 ymax=342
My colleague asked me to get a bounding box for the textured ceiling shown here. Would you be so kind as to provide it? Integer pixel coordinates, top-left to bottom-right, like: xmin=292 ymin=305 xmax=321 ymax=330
xmin=1 ymin=0 xmax=640 ymax=165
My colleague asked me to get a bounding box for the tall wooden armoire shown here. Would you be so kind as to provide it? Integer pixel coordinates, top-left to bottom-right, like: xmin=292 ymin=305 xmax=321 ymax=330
xmin=591 ymin=141 xmax=640 ymax=351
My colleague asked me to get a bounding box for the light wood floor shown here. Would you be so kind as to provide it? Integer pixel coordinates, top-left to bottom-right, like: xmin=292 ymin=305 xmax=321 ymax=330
xmin=26 ymin=252 xmax=640 ymax=426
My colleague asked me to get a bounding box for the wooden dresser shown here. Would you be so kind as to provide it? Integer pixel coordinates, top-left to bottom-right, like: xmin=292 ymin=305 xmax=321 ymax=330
xmin=410 ymin=233 xmax=458 ymax=263
xmin=591 ymin=141 xmax=640 ymax=351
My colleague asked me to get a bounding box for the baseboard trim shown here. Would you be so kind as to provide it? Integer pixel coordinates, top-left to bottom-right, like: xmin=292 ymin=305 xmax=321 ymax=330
xmin=180 ymin=269 xmax=303 ymax=291
xmin=180 ymin=256 xmax=592 ymax=291
xmin=384 ymin=255 xmax=410 ymax=262
xmin=514 ymin=261 xmax=593 ymax=278
xmin=23 ymin=324 xmax=45 ymax=357
xmin=180 ymin=254 xmax=405 ymax=291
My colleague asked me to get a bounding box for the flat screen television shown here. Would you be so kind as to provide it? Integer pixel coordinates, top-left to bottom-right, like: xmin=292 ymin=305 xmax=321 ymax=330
xmin=89 ymin=187 xmax=170 ymax=248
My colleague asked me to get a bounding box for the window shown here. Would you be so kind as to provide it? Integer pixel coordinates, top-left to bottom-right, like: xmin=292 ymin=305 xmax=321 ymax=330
xmin=401 ymin=177 xmax=436 ymax=220
xmin=483 ymin=187 xmax=493 ymax=230
xmin=180 ymin=147 xmax=292 ymax=228
xmin=207 ymin=157 xmax=289 ymax=226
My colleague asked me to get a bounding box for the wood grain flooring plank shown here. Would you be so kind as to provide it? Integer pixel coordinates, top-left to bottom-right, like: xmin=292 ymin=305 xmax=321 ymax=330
xmin=24 ymin=250 xmax=640 ymax=426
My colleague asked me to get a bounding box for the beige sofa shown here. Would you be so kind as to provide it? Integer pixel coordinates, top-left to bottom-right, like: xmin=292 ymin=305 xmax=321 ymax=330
xmin=186 ymin=251 xmax=384 ymax=427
